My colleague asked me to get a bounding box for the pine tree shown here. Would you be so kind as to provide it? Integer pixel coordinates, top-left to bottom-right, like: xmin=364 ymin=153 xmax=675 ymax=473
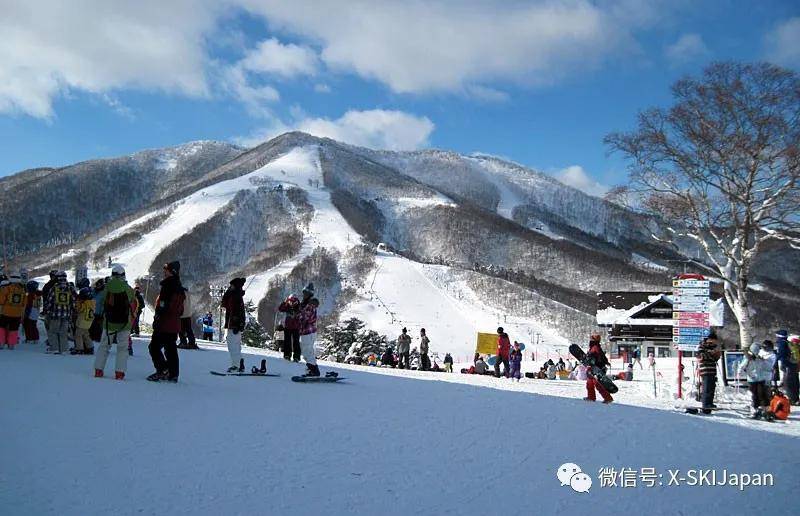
xmin=241 ymin=301 xmax=269 ymax=348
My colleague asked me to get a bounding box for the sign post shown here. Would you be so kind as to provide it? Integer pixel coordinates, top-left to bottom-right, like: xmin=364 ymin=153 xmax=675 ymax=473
xmin=672 ymin=274 xmax=711 ymax=399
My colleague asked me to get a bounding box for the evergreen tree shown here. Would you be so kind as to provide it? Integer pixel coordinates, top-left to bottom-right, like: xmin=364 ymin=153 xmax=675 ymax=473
xmin=241 ymin=301 xmax=269 ymax=348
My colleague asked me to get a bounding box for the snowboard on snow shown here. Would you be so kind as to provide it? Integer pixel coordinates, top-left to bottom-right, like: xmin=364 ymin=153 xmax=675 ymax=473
xmin=210 ymin=371 xmax=280 ymax=377
xmin=291 ymin=372 xmax=345 ymax=383
xmin=683 ymin=406 xmax=782 ymax=421
xmin=210 ymin=359 xmax=279 ymax=377
xmin=568 ymin=343 xmax=619 ymax=394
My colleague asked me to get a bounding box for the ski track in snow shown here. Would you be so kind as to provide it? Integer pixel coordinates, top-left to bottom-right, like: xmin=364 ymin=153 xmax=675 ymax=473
xmin=1 ymin=341 xmax=797 ymax=516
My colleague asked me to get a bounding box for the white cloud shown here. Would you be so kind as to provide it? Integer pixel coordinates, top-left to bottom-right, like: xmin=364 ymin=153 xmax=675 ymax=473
xmin=0 ymin=0 xmax=220 ymax=118
xmin=234 ymin=109 xmax=434 ymax=151
xmin=664 ymin=33 xmax=710 ymax=66
xmin=552 ymin=165 xmax=609 ymax=197
xmin=238 ymin=0 xmax=665 ymax=94
xmin=765 ymin=17 xmax=800 ymax=67
xmin=314 ymin=83 xmax=332 ymax=93
xmin=239 ymin=37 xmax=318 ymax=77
xmin=222 ymin=66 xmax=280 ymax=118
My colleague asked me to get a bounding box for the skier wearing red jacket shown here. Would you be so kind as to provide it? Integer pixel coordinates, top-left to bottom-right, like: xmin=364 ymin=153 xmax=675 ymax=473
xmin=584 ymin=334 xmax=613 ymax=403
xmin=495 ymin=327 xmax=511 ymax=378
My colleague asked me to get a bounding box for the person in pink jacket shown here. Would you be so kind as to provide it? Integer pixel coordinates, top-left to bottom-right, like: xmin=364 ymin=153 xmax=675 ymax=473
xmin=298 ymin=283 xmax=320 ymax=377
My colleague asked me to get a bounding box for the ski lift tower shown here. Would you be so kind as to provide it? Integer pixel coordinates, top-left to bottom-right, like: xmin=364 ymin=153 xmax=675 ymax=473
xmin=209 ymin=284 xmax=226 ymax=343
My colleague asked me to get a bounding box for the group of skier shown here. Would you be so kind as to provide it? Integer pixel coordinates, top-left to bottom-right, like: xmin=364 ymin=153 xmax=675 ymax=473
xmin=275 ymin=283 xmax=321 ymax=376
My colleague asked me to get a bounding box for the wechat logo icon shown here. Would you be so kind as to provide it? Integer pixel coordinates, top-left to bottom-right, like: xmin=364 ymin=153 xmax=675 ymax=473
xmin=557 ymin=463 xmax=592 ymax=493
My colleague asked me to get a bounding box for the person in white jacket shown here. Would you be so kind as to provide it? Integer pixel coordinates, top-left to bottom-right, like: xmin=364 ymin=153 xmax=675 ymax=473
xmin=738 ymin=342 xmax=773 ymax=418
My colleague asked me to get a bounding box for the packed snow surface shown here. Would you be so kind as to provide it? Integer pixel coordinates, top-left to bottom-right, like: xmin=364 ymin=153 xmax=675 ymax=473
xmin=2 ymin=341 xmax=797 ymax=516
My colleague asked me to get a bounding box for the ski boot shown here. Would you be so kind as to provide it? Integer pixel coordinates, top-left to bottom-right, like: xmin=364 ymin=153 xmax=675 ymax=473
xmin=226 ymin=365 xmax=239 ymax=373
xmin=146 ymin=371 xmax=167 ymax=382
xmin=239 ymin=358 xmax=245 ymax=373
xmin=259 ymin=359 xmax=267 ymax=374
xmin=69 ymin=348 xmax=79 ymax=355
xmin=325 ymin=371 xmax=339 ymax=378
xmin=251 ymin=365 xmax=261 ymax=374
xmin=94 ymin=369 xmax=104 ymax=378
xmin=115 ymin=371 xmax=125 ymax=381
xmin=303 ymin=364 xmax=321 ymax=377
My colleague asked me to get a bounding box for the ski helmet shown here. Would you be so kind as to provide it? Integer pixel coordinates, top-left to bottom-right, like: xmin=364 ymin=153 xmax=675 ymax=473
xmin=111 ymin=264 xmax=125 ymax=277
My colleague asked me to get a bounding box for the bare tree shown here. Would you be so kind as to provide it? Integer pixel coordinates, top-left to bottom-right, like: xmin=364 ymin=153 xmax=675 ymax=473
xmin=605 ymin=62 xmax=800 ymax=348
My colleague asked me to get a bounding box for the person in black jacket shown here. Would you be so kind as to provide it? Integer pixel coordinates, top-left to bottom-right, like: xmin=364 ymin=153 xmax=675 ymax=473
xmin=221 ymin=277 xmax=246 ymax=372
xmin=132 ymin=285 xmax=145 ymax=336
xmin=147 ymin=261 xmax=185 ymax=382
xmin=697 ymin=330 xmax=722 ymax=413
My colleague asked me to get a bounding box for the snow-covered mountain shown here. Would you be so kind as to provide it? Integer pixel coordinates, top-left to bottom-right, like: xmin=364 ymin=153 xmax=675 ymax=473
xmin=5 ymin=132 xmax=798 ymax=353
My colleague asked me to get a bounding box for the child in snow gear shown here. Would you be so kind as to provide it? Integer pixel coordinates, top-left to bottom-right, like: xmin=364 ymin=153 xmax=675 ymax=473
xmin=178 ymin=287 xmax=197 ymax=349
xmin=738 ymin=342 xmax=774 ymax=418
xmin=221 ymin=278 xmax=246 ymax=372
xmin=147 ymin=261 xmax=185 ymax=382
xmin=94 ymin=265 xmax=137 ymax=380
xmin=697 ymin=331 xmax=722 ymax=413
xmin=583 ymin=334 xmax=613 ymax=403
xmin=495 ymin=327 xmax=511 ymax=378
xmin=509 ymin=342 xmax=522 ymax=380
xmin=298 ymin=283 xmax=320 ymax=376
xmin=0 ymin=273 xmax=27 ymax=349
xmin=397 ymin=327 xmax=411 ymax=369
xmin=278 ymin=295 xmax=301 ymax=361
xmin=23 ymin=280 xmax=41 ymax=343
xmin=72 ymin=287 xmax=95 ymax=354
xmin=419 ymin=328 xmax=431 ymax=371
xmin=44 ymin=271 xmax=76 ymax=354
xmin=200 ymin=312 xmax=214 ymax=340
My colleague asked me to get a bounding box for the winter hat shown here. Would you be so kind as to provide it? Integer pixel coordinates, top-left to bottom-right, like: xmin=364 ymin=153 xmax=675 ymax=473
xmin=749 ymin=343 xmax=761 ymax=356
xmin=230 ymin=277 xmax=246 ymax=288
xmin=402 ymin=327 xmax=408 ymax=333
xmin=56 ymin=270 xmax=67 ymax=279
xmin=302 ymin=282 xmax=315 ymax=295
xmin=26 ymin=280 xmax=38 ymax=292
xmin=497 ymin=327 xmax=504 ymax=334
xmin=164 ymin=261 xmax=181 ymax=275
xmin=111 ymin=264 xmax=125 ymax=277
xmin=9 ymin=273 xmax=21 ymax=284
xmin=79 ymin=287 xmax=93 ymax=300
xmin=762 ymin=339 xmax=774 ymax=350
xmin=776 ymin=329 xmax=788 ymax=338
xmin=77 ymin=277 xmax=91 ymax=289
xmin=791 ymin=336 xmax=800 ymax=344
xmin=49 ymin=269 xmax=57 ymax=278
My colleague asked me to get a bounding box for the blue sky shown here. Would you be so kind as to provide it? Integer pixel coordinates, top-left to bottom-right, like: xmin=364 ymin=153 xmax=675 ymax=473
xmin=2 ymin=1 xmax=799 ymax=195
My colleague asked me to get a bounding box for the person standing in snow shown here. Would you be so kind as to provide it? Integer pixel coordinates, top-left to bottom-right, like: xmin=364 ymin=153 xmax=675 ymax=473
xmin=556 ymin=357 xmax=565 ymax=371
xmin=738 ymin=342 xmax=773 ymax=418
xmin=200 ymin=312 xmax=214 ymax=340
xmin=94 ymin=265 xmax=137 ymax=380
xmin=788 ymin=335 xmax=800 ymax=404
xmin=697 ymin=331 xmax=722 ymax=413
xmin=178 ymin=287 xmax=197 ymax=349
xmin=43 ymin=271 xmax=76 ymax=354
xmin=131 ymin=285 xmax=145 ymax=336
xmin=509 ymin=342 xmax=523 ymax=380
xmin=632 ymin=348 xmax=643 ymax=369
xmin=419 ymin=328 xmax=431 ymax=371
xmin=23 ymin=280 xmax=41 ymax=344
xmin=494 ymin=327 xmax=511 ymax=378
xmin=396 ymin=327 xmax=411 ymax=369
xmin=72 ymin=287 xmax=95 ymax=355
xmin=297 ymin=283 xmax=321 ymax=376
xmin=0 ymin=273 xmax=27 ymax=349
xmin=221 ymin=277 xmax=246 ymax=372
xmin=584 ymin=334 xmax=613 ymax=403
xmin=147 ymin=261 xmax=185 ymax=382
xmin=443 ymin=353 xmax=453 ymax=373
xmin=278 ymin=294 xmax=302 ymax=362
xmin=775 ymin=329 xmax=799 ymax=403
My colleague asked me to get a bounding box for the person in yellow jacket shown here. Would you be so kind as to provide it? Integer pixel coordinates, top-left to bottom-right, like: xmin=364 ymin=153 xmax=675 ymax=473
xmin=0 ymin=273 xmax=27 ymax=349
xmin=72 ymin=287 xmax=95 ymax=355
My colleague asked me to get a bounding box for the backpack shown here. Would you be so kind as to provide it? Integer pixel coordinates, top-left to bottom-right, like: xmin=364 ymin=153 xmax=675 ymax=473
xmin=105 ymin=290 xmax=131 ymax=325
xmin=769 ymin=393 xmax=791 ymax=421
xmin=54 ymin=286 xmax=71 ymax=310
xmin=8 ymin=285 xmax=25 ymax=308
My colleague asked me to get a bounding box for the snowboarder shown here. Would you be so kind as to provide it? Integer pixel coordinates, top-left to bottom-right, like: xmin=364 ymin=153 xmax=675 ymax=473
xmin=131 ymin=285 xmax=145 ymax=336
xmin=147 ymin=261 xmax=185 ymax=382
xmin=43 ymin=271 xmax=76 ymax=354
xmin=697 ymin=330 xmax=721 ymax=413
xmin=419 ymin=328 xmax=431 ymax=371
xmin=397 ymin=328 xmax=411 ymax=369
xmin=278 ymin=294 xmax=302 ymax=361
xmin=509 ymin=342 xmax=522 ymax=380
xmin=443 ymin=353 xmax=453 ymax=373
xmin=584 ymin=334 xmax=613 ymax=403
xmin=22 ymin=280 xmax=41 ymax=344
xmin=200 ymin=312 xmax=214 ymax=340
xmin=94 ymin=265 xmax=137 ymax=380
xmin=298 ymin=283 xmax=321 ymax=376
xmin=0 ymin=273 xmax=26 ymax=349
xmin=178 ymin=286 xmax=197 ymax=349
xmin=738 ymin=342 xmax=773 ymax=418
xmin=221 ymin=277 xmax=246 ymax=372
xmin=495 ymin=327 xmax=511 ymax=378
xmin=775 ymin=330 xmax=798 ymax=403
xmin=72 ymin=287 xmax=95 ymax=355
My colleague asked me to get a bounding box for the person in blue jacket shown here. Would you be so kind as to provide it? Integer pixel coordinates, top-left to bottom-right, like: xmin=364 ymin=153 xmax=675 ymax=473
xmin=199 ymin=312 xmax=214 ymax=341
xmin=776 ymin=329 xmax=799 ymax=403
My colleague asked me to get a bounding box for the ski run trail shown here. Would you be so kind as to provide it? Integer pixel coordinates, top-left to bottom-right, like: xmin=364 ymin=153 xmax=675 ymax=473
xmin=2 ymin=339 xmax=798 ymax=516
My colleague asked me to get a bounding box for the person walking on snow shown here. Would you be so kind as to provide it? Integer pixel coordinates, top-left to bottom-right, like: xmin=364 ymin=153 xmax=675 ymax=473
xmin=147 ymin=261 xmax=185 ymax=382
xmin=43 ymin=271 xmax=76 ymax=354
xmin=131 ymin=285 xmax=145 ymax=336
xmin=632 ymin=348 xmax=643 ymax=369
xmin=419 ymin=328 xmax=431 ymax=371
xmin=738 ymin=342 xmax=773 ymax=418
xmin=397 ymin=327 xmax=411 ymax=369
xmin=0 ymin=273 xmax=27 ymax=349
xmin=697 ymin=330 xmax=722 ymax=413
xmin=94 ymin=265 xmax=137 ymax=380
xmin=584 ymin=334 xmax=613 ymax=403
xmin=200 ymin=312 xmax=214 ymax=340
xmin=443 ymin=353 xmax=453 ymax=373
xmin=495 ymin=327 xmax=511 ymax=378
xmin=509 ymin=342 xmax=523 ymax=380
xmin=221 ymin=277 xmax=246 ymax=372
xmin=278 ymin=294 xmax=302 ymax=361
xmin=298 ymin=283 xmax=320 ymax=376
xmin=178 ymin=286 xmax=197 ymax=349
